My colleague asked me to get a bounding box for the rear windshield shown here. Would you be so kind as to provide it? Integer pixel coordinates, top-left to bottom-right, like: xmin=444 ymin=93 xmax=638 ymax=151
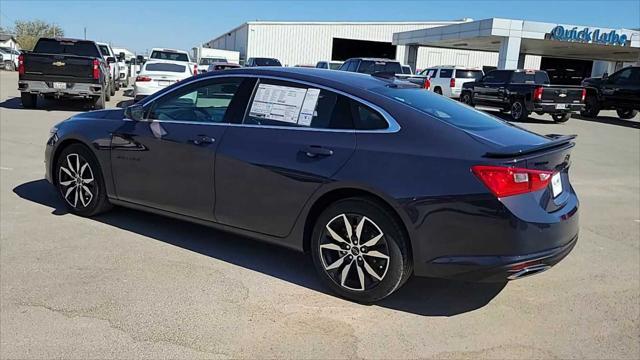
xmin=33 ymin=39 xmax=101 ymax=57
xmin=455 ymin=70 xmax=483 ymax=80
xmin=199 ymin=57 xmax=227 ymax=65
xmin=358 ymin=60 xmax=402 ymax=75
xmin=98 ymin=45 xmax=111 ymax=56
xmin=145 ymin=63 xmax=186 ymax=73
xmin=511 ymin=71 xmax=550 ymax=84
xmin=402 ymin=66 xmax=412 ymax=74
xmin=371 ymin=86 xmax=505 ymax=130
xmin=150 ymin=51 xmax=189 ymax=62
xmin=254 ymin=58 xmax=282 ymax=66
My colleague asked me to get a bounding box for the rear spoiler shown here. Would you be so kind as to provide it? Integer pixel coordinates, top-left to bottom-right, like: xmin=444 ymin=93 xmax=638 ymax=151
xmin=484 ymin=134 xmax=577 ymax=158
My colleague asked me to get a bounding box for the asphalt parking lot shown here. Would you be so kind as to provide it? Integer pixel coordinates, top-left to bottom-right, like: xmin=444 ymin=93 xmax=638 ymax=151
xmin=0 ymin=70 xmax=638 ymax=359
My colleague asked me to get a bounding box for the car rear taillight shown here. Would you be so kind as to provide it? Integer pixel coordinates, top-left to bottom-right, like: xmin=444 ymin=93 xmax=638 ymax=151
xmin=471 ymin=165 xmax=553 ymax=198
xmin=92 ymin=59 xmax=100 ymax=80
xmin=18 ymin=54 xmax=25 ymax=75
xmin=450 ymin=78 xmax=455 ymax=88
xmin=533 ymin=86 xmax=544 ymax=101
xmin=193 ymin=64 xmax=197 ymax=75
xmin=135 ymin=75 xmax=151 ymax=82
xmin=581 ymin=88 xmax=586 ymax=102
xmin=423 ymin=78 xmax=431 ymax=90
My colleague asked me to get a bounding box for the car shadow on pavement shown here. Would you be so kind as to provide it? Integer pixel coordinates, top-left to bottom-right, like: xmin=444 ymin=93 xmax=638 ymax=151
xmin=0 ymin=96 xmax=95 ymax=111
xmin=572 ymin=114 xmax=639 ymax=129
xmin=14 ymin=179 xmax=506 ymax=317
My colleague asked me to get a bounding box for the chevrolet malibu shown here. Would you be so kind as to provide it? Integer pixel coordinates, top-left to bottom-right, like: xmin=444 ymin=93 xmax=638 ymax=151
xmin=45 ymin=67 xmax=579 ymax=303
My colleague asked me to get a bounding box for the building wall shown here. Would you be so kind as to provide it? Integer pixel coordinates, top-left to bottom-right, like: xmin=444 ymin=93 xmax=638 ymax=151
xmin=205 ymin=22 xmax=505 ymax=70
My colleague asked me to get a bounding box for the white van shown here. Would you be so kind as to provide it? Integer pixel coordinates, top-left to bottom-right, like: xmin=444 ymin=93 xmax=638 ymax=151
xmin=418 ymin=66 xmax=484 ymax=99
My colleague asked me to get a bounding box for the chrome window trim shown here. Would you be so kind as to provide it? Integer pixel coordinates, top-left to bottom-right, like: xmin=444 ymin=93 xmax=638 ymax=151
xmin=136 ymin=73 xmax=400 ymax=133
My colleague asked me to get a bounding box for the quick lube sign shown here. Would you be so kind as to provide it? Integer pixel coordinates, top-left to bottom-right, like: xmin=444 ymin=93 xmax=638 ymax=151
xmin=549 ymin=26 xmax=628 ymax=46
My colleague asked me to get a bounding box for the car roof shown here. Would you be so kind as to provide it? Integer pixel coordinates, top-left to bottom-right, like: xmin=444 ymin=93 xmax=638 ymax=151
xmin=151 ymin=48 xmax=188 ymax=54
xmin=198 ymin=67 xmax=414 ymax=93
xmin=345 ymin=57 xmax=399 ymax=62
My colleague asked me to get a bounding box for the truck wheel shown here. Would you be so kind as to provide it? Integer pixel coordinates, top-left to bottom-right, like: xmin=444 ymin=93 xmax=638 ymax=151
xmin=510 ymin=99 xmax=528 ymax=122
xmin=105 ymin=84 xmax=111 ymax=101
xmin=552 ymin=113 xmax=571 ymax=123
xmin=580 ymin=94 xmax=600 ymax=118
xmin=20 ymin=92 xmax=37 ymax=109
xmin=616 ymin=109 xmax=638 ymax=120
xmin=434 ymin=87 xmax=443 ymax=95
xmin=110 ymin=81 xmax=116 ymax=96
xmin=460 ymin=92 xmax=474 ymax=106
xmin=94 ymin=88 xmax=106 ymax=110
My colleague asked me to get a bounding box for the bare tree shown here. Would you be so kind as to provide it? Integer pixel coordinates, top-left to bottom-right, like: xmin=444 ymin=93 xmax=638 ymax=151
xmin=14 ymin=20 xmax=64 ymax=50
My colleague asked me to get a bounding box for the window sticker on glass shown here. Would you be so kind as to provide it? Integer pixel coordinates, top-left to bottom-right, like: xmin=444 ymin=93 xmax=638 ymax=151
xmin=248 ymin=84 xmax=320 ymax=126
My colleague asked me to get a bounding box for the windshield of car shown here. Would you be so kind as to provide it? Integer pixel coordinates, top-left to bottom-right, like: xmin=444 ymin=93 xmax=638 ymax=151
xmin=455 ymin=70 xmax=483 ymax=80
xmin=98 ymin=45 xmax=111 ymax=56
xmin=329 ymin=62 xmax=342 ymax=70
xmin=254 ymin=58 xmax=282 ymax=66
xmin=144 ymin=63 xmax=187 ymax=73
xmin=33 ymin=39 xmax=101 ymax=57
xmin=199 ymin=57 xmax=227 ymax=65
xmin=357 ymin=60 xmax=402 ymax=75
xmin=510 ymin=71 xmax=550 ymax=84
xmin=371 ymin=86 xmax=506 ymax=130
xmin=150 ymin=51 xmax=189 ymax=62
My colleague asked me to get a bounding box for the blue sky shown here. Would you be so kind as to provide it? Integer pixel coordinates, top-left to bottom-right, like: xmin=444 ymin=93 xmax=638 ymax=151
xmin=1 ymin=0 xmax=639 ymax=54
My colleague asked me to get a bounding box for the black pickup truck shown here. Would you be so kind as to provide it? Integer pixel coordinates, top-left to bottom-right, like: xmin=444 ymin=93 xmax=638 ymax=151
xmin=18 ymin=38 xmax=112 ymax=109
xmin=460 ymin=69 xmax=585 ymax=123
xmin=580 ymin=66 xmax=640 ymax=119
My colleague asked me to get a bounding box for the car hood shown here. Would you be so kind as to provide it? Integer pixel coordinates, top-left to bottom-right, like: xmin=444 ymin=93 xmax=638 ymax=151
xmin=70 ymin=108 xmax=125 ymax=120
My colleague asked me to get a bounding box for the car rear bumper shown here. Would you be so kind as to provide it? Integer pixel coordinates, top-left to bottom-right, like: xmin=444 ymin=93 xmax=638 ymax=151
xmin=19 ymin=80 xmax=103 ymax=97
xmin=533 ymin=102 xmax=584 ymax=113
xmin=408 ymin=184 xmax=579 ymax=282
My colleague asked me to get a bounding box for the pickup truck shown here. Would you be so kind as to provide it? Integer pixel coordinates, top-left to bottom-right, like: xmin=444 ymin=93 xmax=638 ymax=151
xmin=18 ymin=37 xmax=111 ymax=109
xmin=460 ymin=69 xmax=585 ymax=123
xmin=580 ymin=66 xmax=640 ymax=119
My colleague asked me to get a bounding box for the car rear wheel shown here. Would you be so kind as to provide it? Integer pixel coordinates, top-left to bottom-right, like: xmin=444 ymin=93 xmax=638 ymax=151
xmin=5 ymin=60 xmax=15 ymax=71
xmin=311 ymin=197 xmax=412 ymax=303
xmin=433 ymin=87 xmax=443 ymax=95
xmin=580 ymin=94 xmax=600 ymax=118
xmin=55 ymin=144 xmax=111 ymax=217
xmin=94 ymin=88 xmax=106 ymax=110
xmin=552 ymin=113 xmax=571 ymax=123
xmin=20 ymin=92 xmax=37 ymax=109
xmin=510 ymin=99 xmax=528 ymax=121
xmin=109 ymin=81 xmax=116 ymax=96
xmin=616 ymin=109 xmax=638 ymax=120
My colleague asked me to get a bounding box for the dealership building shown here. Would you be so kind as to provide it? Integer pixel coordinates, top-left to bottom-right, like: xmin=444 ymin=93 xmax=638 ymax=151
xmin=205 ymin=18 xmax=640 ymax=84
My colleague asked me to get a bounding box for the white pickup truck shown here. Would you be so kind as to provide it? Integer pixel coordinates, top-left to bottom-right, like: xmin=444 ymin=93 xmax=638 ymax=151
xmin=193 ymin=47 xmax=240 ymax=74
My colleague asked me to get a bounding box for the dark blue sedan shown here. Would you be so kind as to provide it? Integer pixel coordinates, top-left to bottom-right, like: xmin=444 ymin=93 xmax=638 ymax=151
xmin=45 ymin=67 xmax=579 ymax=302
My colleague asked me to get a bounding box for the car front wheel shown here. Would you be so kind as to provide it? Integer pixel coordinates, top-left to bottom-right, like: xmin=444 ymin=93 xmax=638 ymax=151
xmin=55 ymin=144 xmax=112 ymax=217
xmin=311 ymin=197 xmax=412 ymax=303
xmin=460 ymin=92 xmax=473 ymax=106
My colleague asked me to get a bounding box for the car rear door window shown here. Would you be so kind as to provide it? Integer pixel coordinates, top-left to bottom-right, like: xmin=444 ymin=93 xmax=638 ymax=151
xmin=244 ymin=79 xmax=353 ymax=129
xmin=439 ymin=69 xmax=453 ymax=78
xmin=148 ymin=78 xmax=244 ymax=123
xmin=455 ymin=70 xmax=483 ymax=80
xmin=352 ymin=102 xmax=388 ymax=130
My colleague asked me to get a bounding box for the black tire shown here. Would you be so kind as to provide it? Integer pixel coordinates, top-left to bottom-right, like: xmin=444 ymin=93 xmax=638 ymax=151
xmin=114 ymin=81 xmax=120 ymax=91
xmin=5 ymin=61 xmax=15 ymax=71
xmin=460 ymin=92 xmax=473 ymax=106
xmin=20 ymin=92 xmax=37 ymax=109
xmin=535 ymin=111 xmax=545 ymax=116
xmin=109 ymin=80 xmax=116 ymax=96
xmin=310 ymin=197 xmax=412 ymax=303
xmin=510 ymin=98 xmax=528 ymax=121
xmin=93 ymin=88 xmax=106 ymax=110
xmin=433 ymin=87 xmax=443 ymax=95
xmin=616 ymin=109 xmax=638 ymax=120
xmin=55 ymin=143 xmax=112 ymax=217
xmin=552 ymin=113 xmax=571 ymax=123
xmin=580 ymin=94 xmax=600 ymax=118
xmin=105 ymin=85 xmax=111 ymax=101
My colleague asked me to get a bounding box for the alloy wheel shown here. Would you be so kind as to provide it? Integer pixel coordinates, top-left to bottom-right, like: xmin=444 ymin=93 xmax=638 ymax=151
xmin=319 ymin=213 xmax=390 ymax=291
xmin=511 ymin=101 xmax=523 ymax=120
xmin=58 ymin=153 xmax=96 ymax=208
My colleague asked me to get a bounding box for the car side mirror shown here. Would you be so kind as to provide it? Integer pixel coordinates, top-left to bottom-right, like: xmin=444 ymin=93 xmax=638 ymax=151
xmin=125 ymin=104 xmax=145 ymax=121
xmin=107 ymin=56 xmax=116 ymax=64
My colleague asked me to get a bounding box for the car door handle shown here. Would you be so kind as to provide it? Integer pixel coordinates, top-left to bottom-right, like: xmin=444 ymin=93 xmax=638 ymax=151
xmin=302 ymin=145 xmax=333 ymax=157
xmin=190 ymin=135 xmax=215 ymax=145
